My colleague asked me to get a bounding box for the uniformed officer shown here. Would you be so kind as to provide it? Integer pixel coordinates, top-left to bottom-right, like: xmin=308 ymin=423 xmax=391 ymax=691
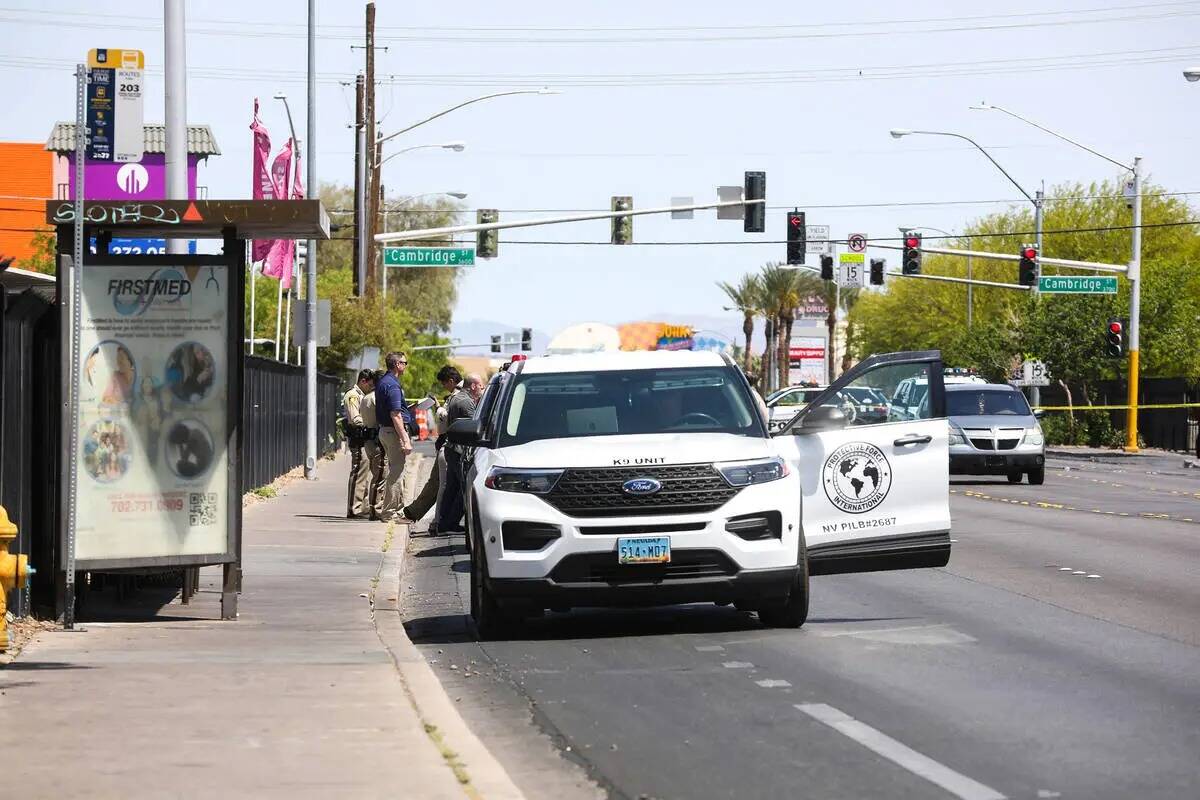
xmin=343 ymin=369 xmax=376 ymax=519
xmin=375 ymin=351 xmax=415 ymax=521
xmin=360 ymin=369 xmax=387 ymax=521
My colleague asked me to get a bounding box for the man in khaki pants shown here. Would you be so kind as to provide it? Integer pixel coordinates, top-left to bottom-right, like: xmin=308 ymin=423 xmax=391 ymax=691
xmin=374 ymin=351 xmax=414 ymax=521
xmin=360 ymin=370 xmax=386 ymax=520
xmin=342 ymin=369 xmax=375 ymax=519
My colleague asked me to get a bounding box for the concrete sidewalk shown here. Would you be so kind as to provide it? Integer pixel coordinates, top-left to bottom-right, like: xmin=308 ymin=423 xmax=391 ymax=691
xmin=0 ymin=453 xmax=480 ymax=799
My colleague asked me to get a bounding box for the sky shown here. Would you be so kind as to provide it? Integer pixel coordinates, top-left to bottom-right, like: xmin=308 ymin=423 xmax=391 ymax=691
xmin=3 ymin=1 xmax=1200 ymax=345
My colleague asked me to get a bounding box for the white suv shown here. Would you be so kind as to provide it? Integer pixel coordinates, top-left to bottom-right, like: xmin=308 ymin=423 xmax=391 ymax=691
xmin=449 ymin=349 xmax=952 ymax=638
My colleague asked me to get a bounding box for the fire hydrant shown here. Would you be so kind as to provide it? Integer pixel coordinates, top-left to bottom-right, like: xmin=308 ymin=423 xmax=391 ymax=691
xmin=0 ymin=505 xmax=32 ymax=651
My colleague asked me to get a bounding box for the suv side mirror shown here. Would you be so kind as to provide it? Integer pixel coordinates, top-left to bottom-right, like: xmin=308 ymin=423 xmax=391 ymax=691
xmin=1033 ymin=408 xmax=1045 ymax=419
xmin=447 ymin=418 xmax=482 ymax=446
xmin=797 ymin=404 xmax=847 ymax=434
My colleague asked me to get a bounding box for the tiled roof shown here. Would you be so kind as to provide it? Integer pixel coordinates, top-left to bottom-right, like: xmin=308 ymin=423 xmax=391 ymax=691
xmin=46 ymin=123 xmax=221 ymax=156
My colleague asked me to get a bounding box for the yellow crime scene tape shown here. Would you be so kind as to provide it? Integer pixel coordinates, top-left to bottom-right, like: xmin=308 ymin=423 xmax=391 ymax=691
xmin=1033 ymin=403 xmax=1200 ymax=411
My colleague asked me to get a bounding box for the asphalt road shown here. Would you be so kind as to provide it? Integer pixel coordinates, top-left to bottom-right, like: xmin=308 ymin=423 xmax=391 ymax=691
xmin=402 ymin=458 xmax=1200 ymax=800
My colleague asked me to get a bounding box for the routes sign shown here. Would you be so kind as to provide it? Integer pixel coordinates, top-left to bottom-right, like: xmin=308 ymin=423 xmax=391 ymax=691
xmin=383 ymin=247 xmax=476 ymax=267
xmin=86 ymin=48 xmax=144 ymax=163
xmin=1038 ymin=275 xmax=1118 ymax=294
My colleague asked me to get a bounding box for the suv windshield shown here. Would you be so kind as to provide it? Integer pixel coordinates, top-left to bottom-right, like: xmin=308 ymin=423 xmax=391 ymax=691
xmin=947 ymin=389 xmax=1032 ymax=416
xmin=498 ymin=366 xmax=763 ymax=446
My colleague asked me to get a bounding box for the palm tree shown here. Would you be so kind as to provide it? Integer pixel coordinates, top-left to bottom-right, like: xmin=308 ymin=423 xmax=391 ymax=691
xmin=717 ymin=273 xmax=761 ymax=375
xmin=802 ymin=277 xmax=861 ymax=381
xmin=758 ymin=264 xmax=799 ymax=392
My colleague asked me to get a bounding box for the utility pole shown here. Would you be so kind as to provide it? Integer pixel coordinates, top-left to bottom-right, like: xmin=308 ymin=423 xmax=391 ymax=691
xmin=1031 ymin=185 xmax=1045 ymax=409
xmin=305 ymin=0 xmax=319 ymax=478
xmin=353 ymin=74 xmax=366 ymax=296
xmin=364 ymin=2 xmax=378 ymax=293
xmin=1126 ymin=157 xmax=1143 ymax=451
xmin=164 ymin=0 xmax=187 ymax=255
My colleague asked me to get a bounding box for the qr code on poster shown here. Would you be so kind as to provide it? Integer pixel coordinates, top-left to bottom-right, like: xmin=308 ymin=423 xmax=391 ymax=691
xmin=189 ymin=492 xmax=218 ymax=527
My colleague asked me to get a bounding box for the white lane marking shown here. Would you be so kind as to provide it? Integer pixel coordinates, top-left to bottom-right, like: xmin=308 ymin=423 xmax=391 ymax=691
xmin=694 ymin=645 xmax=725 ymax=652
xmin=756 ymin=679 xmax=791 ymax=688
xmin=817 ymin=623 xmax=950 ymax=639
xmin=796 ymin=703 xmax=1006 ymax=800
xmin=722 ymin=661 xmax=754 ymax=669
xmin=1085 ymin=574 xmax=1102 ymax=579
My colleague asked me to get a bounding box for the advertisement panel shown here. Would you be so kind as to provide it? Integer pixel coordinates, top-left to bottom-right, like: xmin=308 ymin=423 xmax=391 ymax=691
xmin=69 ymin=153 xmax=199 ymax=201
xmin=789 ymin=335 xmax=827 ymax=386
xmin=74 ymin=263 xmax=229 ymax=562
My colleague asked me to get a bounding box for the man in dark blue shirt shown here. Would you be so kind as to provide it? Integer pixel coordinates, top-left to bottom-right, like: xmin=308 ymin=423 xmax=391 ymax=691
xmin=375 ymin=351 xmax=414 ymax=521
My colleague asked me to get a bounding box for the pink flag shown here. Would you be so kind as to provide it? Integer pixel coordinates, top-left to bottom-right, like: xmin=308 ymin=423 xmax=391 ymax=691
xmin=250 ymin=99 xmax=275 ymax=263
xmin=261 ymin=139 xmax=295 ymax=288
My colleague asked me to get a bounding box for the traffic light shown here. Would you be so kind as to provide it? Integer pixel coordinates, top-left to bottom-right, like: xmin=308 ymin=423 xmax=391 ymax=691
xmin=521 ymin=327 xmax=533 ymax=352
xmin=611 ymin=196 xmax=632 ymax=245
xmin=743 ymin=171 xmax=765 ymax=233
xmin=477 ymin=209 xmax=499 ymax=259
xmin=786 ymin=210 xmax=806 ymax=265
xmin=1105 ymin=318 xmax=1124 ymax=358
xmin=902 ymin=231 xmax=922 ymax=275
xmin=820 ymin=254 xmax=834 ymax=281
xmin=490 ymin=335 xmax=502 ymax=354
xmin=1019 ymin=243 xmax=1038 ymax=287
xmin=870 ymin=258 xmax=885 ymax=286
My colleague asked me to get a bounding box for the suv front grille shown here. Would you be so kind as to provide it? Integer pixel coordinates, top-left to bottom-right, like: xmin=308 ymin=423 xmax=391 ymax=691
xmin=549 ymin=549 xmax=738 ymax=584
xmin=543 ymin=463 xmax=740 ymax=517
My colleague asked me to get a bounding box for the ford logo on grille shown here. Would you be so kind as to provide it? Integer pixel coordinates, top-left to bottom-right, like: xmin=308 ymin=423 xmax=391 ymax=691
xmin=622 ymin=478 xmax=662 ymax=495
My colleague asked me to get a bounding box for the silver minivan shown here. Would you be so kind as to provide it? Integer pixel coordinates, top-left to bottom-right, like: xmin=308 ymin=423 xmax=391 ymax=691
xmin=946 ymin=383 xmax=1045 ymax=484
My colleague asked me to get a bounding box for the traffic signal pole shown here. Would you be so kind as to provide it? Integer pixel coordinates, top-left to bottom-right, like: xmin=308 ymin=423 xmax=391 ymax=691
xmin=1126 ymin=157 xmax=1143 ymax=451
xmin=374 ymin=197 xmax=767 ymax=244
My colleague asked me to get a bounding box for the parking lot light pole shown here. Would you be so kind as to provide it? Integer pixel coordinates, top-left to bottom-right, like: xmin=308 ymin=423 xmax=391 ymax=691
xmin=969 ymin=102 xmax=1142 ymax=451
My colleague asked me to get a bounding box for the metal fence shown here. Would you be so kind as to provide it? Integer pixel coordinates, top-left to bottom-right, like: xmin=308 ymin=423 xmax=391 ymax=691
xmin=241 ymin=356 xmax=342 ymax=493
xmin=0 ymin=288 xmax=60 ymax=617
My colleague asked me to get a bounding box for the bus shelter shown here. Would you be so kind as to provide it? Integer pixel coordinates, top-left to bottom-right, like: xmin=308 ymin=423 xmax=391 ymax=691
xmin=47 ymin=199 xmax=329 ymax=620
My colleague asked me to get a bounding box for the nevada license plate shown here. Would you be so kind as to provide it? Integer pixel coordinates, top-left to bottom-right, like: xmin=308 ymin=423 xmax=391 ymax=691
xmin=617 ymin=536 xmax=671 ymax=565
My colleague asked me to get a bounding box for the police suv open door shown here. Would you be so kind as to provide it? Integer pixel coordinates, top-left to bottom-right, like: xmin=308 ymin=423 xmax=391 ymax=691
xmin=773 ymin=351 xmax=951 ymax=575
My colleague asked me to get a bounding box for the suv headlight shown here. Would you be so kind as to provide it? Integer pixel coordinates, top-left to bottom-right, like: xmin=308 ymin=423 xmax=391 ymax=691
xmin=484 ymin=467 xmax=564 ymax=494
xmin=948 ymin=425 xmax=966 ymax=446
xmin=715 ymin=457 xmax=789 ymax=487
xmin=1023 ymin=427 xmax=1044 ymax=446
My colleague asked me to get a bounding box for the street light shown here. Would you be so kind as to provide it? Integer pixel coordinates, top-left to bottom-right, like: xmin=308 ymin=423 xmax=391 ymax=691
xmin=970 ymin=101 xmax=1142 ymax=451
xmin=1183 ymin=67 xmax=1200 ymax=82
xmin=378 ymin=88 xmax=560 ymax=146
xmin=378 ymin=140 xmax=466 ymax=171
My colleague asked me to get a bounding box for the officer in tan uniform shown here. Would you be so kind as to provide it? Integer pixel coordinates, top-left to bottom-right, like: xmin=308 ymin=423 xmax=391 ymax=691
xmin=343 ymin=369 xmax=376 ymax=518
xmin=360 ymin=370 xmax=387 ymax=520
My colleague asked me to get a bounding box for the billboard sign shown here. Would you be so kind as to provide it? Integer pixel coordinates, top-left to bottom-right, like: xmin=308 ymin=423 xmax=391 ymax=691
xmin=789 ymin=334 xmax=827 ymax=386
xmin=72 ymin=262 xmax=231 ymax=564
xmin=70 ymin=153 xmax=199 ymax=201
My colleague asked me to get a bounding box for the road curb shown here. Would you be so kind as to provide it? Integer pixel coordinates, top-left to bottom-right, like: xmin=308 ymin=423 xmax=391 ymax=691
xmin=373 ymin=518 xmax=527 ymax=800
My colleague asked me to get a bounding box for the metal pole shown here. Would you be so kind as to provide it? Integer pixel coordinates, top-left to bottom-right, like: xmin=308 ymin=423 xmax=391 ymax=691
xmin=283 ymin=286 xmax=291 ymax=364
xmin=304 ymin=0 xmax=319 ymax=478
xmin=65 ymin=64 xmax=87 ymax=629
xmin=164 ymin=0 xmax=188 ymax=255
xmin=382 ymin=197 xmax=389 ymax=296
xmin=247 ymin=241 xmax=255 ymax=354
xmin=966 ymin=255 xmax=973 ymax=329
xmin=833 ymin=280 xmax=841 ymax=382
xmin=355 ymin=110 xmax=369 ymax=296
xmin=1126 ymin=157 xmax=1143 ymax=451
xmin=274 ymin=278 xmax=283 ymax=360
xmin=1030 ymin=187 xmax=1045 ymax=408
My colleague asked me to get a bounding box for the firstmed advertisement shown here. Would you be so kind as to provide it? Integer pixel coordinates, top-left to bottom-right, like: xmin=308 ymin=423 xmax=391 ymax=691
xmin=75 ymin=263 xmax=229 ymax=562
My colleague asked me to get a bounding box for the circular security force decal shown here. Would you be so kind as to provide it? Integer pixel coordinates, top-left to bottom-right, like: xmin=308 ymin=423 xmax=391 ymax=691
xmin=822 ymin=441 xmax=893 ymax=514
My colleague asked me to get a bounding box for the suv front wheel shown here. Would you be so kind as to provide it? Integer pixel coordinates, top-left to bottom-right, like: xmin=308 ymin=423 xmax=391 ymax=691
xmin=469 ymin=506 xmax=516 ymax=640
xmin=757 ymin=537 xmax=810 ymax=629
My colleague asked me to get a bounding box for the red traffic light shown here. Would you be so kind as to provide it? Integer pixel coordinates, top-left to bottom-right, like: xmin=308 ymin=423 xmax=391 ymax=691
xmin=905 ymin=236 xmax=919 ymax=248
xmin=1023 ymin=247 xmax=1038 ymax=259
xmin=1109 ymin=321 xmax=1123 ymax=334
